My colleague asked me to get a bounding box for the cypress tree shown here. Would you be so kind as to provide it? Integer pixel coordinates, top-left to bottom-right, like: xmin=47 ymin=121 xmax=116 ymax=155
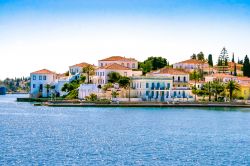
xmin=243 ymin=55 xmax=250 ymax=77
xmin=208 ymin=54 xmax=213 ymax=66
xmin=234 ymin=63 xmax=237 ymax=76
xmin=232 ymin=53 xmax=235 ymax=63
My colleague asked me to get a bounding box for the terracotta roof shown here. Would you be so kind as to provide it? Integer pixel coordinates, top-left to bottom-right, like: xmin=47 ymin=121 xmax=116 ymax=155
xmin=31 ymin=69 xmax=56 ymax=74
xmin=98 ymin=63 xmax=131 ymax=70
xmin=69 ymin=62 xmax=95 ymax=68
xmin=149 ymin=67 xmax=188 ymax=75
xmin=208 ymin=73 xmax=235 ymax=78
xmin=99 ymin=56 xmax=137 ymax=62
xmin=237 ymin=77 xmax=250 ymax=81
xmin=228 ymin=62 xmax=243 ymax=70
xmin=176 ymin=59 xmax=206 ymax=65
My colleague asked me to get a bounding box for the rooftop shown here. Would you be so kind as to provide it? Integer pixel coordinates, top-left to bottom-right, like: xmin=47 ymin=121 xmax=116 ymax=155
xmin=99 ymin=56 xmax=137 ymax=62
xmin=176 ymin=59 xmax=207 ymax=65
xmin=148 ymin=67 xmax=189 ymax=75
xmin=98 ymin=63 xmax=131 ymax=70
xmin=69 ymin=62 xmax=95 ymax=68
xmin=31 ymin=69 xmax=56 ymax=75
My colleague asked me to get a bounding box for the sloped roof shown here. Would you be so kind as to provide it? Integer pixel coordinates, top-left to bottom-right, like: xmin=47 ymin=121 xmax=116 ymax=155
xmin=31 ymin=69 xmax=56 ymax=74
xmin=99 ymin=56 xmax=137 ymax=62
xmin=148 ymin=67 xmax=188 ymax=75
xmin=98 ymin=63 xmax=131 ymax=70
xmin=176 ymin=59 xmax=206 ymax=65
xmin=69 ymin=62 xmax=95 ymax=68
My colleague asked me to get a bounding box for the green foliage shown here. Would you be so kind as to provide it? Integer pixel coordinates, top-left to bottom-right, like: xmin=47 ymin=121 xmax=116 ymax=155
xmin=243 ymin=55 xmax=250 ymax=77
xmin=208 ymin=54 xmax=213 ymax=66
xmin=118 ymin=76 xmax=130 ymax=88
xmin=226 ymin=80 xmax=240 ymax=101
xmin=211 ymin=81 xmax=225 ymax=101
xmin=86 ymin=93 xmax=98 ymax=101
xmin=102 ymin=83 xmax=113 ymax=91
xmin=139 ymin=56 xmax=169 ymax=74
xmin=189 ymin=70 xmax=201 ymax=81
xmin=197 ymin=52 xmax=205 ymax=61
xmin=232 ymin=53 xmax=235 ymax=63
xmin=65 ymin=71 xmax=69 ymax=76
xmin=79 ymin=75 xmax=86 ymax=84
xmin=190 ymin=54 xmax=197 ymax=59
xmin=218 ymin=47 xmax=229 ymax=67
xmin=82 ymin=65 xmax=95 ymax=84
xmin=111 ymin=91 xmax=119 ymax=98
xmin=234 ymin=63 xmax=237 ymax=76
xmin=108 ymin=72 xmax=121 ymax=83
xmin=65 ymin=89 xmax=79 ymax=99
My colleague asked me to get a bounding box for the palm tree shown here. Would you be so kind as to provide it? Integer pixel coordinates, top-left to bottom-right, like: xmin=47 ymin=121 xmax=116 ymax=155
xmin=45 ymin=84 xmax=51 ymax=98
xmin=226 ymin=80 xmax=240 ymax=102
xmin=211 ymin=81 xmax=224 ymax=102
xmin=82 ymin=65 xmax=95 ymax=84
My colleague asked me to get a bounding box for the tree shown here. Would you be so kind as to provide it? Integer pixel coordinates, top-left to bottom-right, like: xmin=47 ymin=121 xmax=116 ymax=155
xmin=118 ymin=76 xmax=130 ymax=88
xmin=218 ymin=47 xmax=229 ymax=73
xmin=197 ymin=52 xmax=205 ymax=61
xmin=243 ymin=55 xmax=250 ymax=77
xmin=226 ymin=80 xmax=240 ymax=102
xmin=234 ymin=63 xmax=237 ymax=76
xmin=208 ymin=54 xmax=213 ymax=67
xmin=111 ymin=90 xmax=119 ymax=99
xmin=190 ymin=54 xmax=197 ymax=60
xmin=108 ymin=72 xmax=121 ymax=83
xmin=232 ymin=53 xmax=235 ymax=63
xmin=211 ymin=81 xmax=224 ymax=102
xmin=45 ymin=84 xmax=51 ymax=97
xmin=203 ymin=82 xmax=212 ymax=101
xmin=79 ymin=75 xmax=86 ymax=84
xmin=139 ymin=56 xmax=169 ymax=74
xmin=82 ymin=65 xmax=95 ymax=84
xmin=86 ymin=93 xmax=97 ymax=101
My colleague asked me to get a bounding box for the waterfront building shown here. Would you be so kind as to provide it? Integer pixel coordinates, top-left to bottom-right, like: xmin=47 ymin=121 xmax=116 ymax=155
xmin=30 ymin=69 xmax=57 ymax=98
xmin=78 ymin=84 xmax=99 ymax=99
xmin=98 ymin=56 xmax=138 ymax=69
xmin=94 ymin=63 xmax=142 ymax=86
xmin=131 ymin=67 xmax=193 ymax=101
xmin=173 ymin=59 xmax=209 ymax=72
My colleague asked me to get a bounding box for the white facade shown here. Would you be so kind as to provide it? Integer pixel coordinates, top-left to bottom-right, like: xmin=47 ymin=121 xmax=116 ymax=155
xmin=173 ymin=59 xmax=209 ymax=72
xmin=78 ymin=84 xmax=99 ymax=99
xmin=30 ymin=69 xmax=57 ymax=98
xmin=131 ymin=76 xmax=193 ymax=102
xmin=98 ymin=56 xmax=138 ymax=69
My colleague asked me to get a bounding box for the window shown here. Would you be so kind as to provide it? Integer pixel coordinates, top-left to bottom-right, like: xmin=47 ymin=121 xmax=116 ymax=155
xmin=101 ymin=63 xmax=103 ymax=67
xmin=184 ymin=77 xmax=186 ymax=82
xmin=103 ymin=72 xmax=104 ymax=76
xmin=146 ymin=83 xmax=149 ymax=88
xmin=33 ymin=75 xmax=36 ymax=80
xmin=178 ymin=76 xmax=180 ymax=82
xmin=43 ymin=76 xmax=46 ymax=80
xmin=127 ymin=63 xmax=130 ymax=68
xmin=39 ymin=76 xmax=42 ymax=80
xmin=132 ymin=63 xmax=135 ymax=68
xmin=33 ymin=84 xmax=36 ymax=88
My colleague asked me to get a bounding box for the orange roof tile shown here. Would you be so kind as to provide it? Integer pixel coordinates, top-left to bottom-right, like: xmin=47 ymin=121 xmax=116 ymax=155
xmin=98 ymin=63 xmax=131 ymax=70
xmin=70 ymin=62 xmax=95 ymax=68
xmin=176 ymin=59 xmax=207 ymax=65
xmin=149 ymin=67 xmax=189 ymax=75
xmin=209 ymin=73 xmax=235 ymax=78
xmin=99 ymin=56 xmax=137 ymax=62
xmin=31 ymin=69 xmax=56 ymax=74
xmin=237 ymin=77 xmax=250 ymax=81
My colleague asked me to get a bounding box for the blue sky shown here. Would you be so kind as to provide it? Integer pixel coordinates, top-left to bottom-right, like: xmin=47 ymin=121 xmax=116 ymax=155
xmin=0 ymin=0 xmax=250 ymax=79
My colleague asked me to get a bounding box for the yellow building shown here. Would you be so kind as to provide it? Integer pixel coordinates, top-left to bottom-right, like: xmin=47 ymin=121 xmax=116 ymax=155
xmin=237 ymin=83 xmax=250 ymax=100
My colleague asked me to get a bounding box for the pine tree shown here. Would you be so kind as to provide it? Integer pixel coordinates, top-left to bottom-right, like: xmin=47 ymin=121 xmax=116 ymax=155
xmin=219 ymin=47 xmax=229 ymax=66
xmin=232 ymin=53 xmax=235 ymax=63
xmin=191 ymin=54 xmax=197 ymax=60
xmin=243 ymin=55 xmax=250 ymax=77
xmin=197 ymin=52 xmax=205 ymax=61
xmin=208 ymin=54 xmax=213 ymax=66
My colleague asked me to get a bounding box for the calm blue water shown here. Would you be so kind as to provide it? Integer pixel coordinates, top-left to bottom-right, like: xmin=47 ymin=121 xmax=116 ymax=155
xmin=1 ymin=95 xmax=250 ymax=165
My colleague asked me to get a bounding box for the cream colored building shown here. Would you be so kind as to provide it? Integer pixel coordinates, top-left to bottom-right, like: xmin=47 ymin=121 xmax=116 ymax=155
xmin=98 ymin=56 xmax=138 ymax=69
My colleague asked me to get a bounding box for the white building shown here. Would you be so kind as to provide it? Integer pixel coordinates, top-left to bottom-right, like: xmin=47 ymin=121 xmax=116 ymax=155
xmin=94 ymin=63 xmax=142 ymax=86
xmin=78 ymin=84 xmax=99 ymax=99
xmin=98 ymin=56 xmax=138 ymax=69
xmin=131 ymin=68 xmax=193 ymax=101
xmin=30 ymin=69 xmax=57 ymax=98
xmin=173 ymin=59 xmax=209 ymax=72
